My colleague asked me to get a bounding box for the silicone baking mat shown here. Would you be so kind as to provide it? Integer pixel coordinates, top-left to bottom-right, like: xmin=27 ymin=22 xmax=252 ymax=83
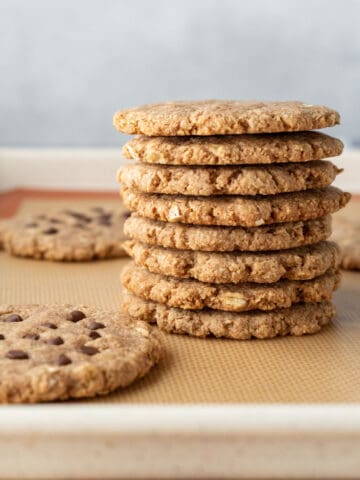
xmin=1 ymin=192 xmax=360 ymax=404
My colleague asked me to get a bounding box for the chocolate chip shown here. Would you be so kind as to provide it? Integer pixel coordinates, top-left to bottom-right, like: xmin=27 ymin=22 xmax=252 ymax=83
xmin=5 ymin=314 xmax=23 ymax=323
xmin=78 ymin=345 xmax=99 ymax=356
xmin=97 ymin=217 xmax=112 ymax=226
xmin=88 ymin=321 xmax=105 ymax=330
xmin=0 ymin=334 xmax=5 ymax=340
xmin=6 ymin=350 xmax=29 ymax=360
xmin=123 ymin=211 xmax=131 ymax=219
xmin=91 ymin=207 xmax=105 ymax=213
xmin=57 ymin=354 xmax=72 ymax=366
xmin=42 ymin=322 xmax=57 ymax=329
xmin=65 ymin=211 xmax=92 ymax=223
xmin=67 ymin=310 xmax=86 ymax=322
xmin=89 ymin=331 xmax=101 ymax=340
xmin=47 ymin=336 xmax=64 ymax=345
xmin=23 ymin=333 xmax=40 ymax=340
xmin=42 ymin=227 xmax=58 ymax=235
xmin=25 ymin=222 xmax=38 ymax=228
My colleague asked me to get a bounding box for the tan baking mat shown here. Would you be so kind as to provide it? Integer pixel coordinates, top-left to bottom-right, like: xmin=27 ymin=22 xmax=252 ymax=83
xmin=1 ymin=197 xmax=360 ymax=404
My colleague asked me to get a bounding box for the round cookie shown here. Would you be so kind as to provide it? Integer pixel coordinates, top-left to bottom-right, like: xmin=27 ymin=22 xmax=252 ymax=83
xmin=121 ymin=186 xmax=351 ymax=227
xmin=122 ymin=293 xmax=335 ymax=340
xmin=118 ymin=161 xmax=341 ymax=196
xmin=123 ymin=132 xmax=343 ymax=166
xmin=121 ymin=263 xmax=340 ymax=312
xmin=123 ymin=240 xmax=340 ymax=284
xmin=0 ymin=304 xmax=162 ymax=403
xmin=0 ymin=219 xmax=10 ymax=250
xmin=124 ymin=214 xmax=332 ymax=252
xmin=4 ymin=206 xmax=130 ymax=261
xmin=113 ymin=100 xmax=340 ymax=136
xmin=332 ymin=213 xmax=360 ymax=270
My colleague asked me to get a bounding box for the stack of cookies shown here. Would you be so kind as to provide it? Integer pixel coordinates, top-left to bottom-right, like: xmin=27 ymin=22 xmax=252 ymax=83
xmin=113 ymin=101 xmax=350 ymax=340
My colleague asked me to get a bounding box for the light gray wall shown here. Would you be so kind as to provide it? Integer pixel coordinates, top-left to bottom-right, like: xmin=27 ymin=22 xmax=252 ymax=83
xmin=0 ymin=0 xmax=359 ymax=146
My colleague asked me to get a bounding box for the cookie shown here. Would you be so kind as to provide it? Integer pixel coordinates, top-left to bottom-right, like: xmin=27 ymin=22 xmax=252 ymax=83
xmin=121 ymin=263 xmax=340 ymax=312
xmin=0 ymin=304 xmax=162 ymax=403
xmin=123 ymin=132 xmax=343 ymax=166
xmin=332 ymin=213 xmax=360 ymax=270
xmin=3 ymin=206 xmax=130 ymax=261
xmin=121 ymin=186 xmax=350 ymax=227
xmin=113 ymin=100 xmax=340 ymax=136
xmin=122 ymin=292 xmax=335 ymax=340
xmin=118 ymin=161 xmax=341 ymax=196
xmin=125 ymin=214 xmax=333 ymax=252
xmin=123 ymin=240 xmax=340 ymax=284
xmin=124 ymin=214 xmax=332 ymax=252
xmin=0 ymin=219 xmax=10 ymax=249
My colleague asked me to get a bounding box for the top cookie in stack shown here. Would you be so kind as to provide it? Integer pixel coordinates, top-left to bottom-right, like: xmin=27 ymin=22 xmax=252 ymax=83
xmin=114 ymin=100 xmax=350 ymax=340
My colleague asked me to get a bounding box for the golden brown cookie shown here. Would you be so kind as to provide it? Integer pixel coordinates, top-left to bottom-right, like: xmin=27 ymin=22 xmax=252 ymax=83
xmin=122 ymin=293 xmax=335 ymax=340
xmin=113 ymin=100 xmax=340 ymax=136
xmin=0 ymin=219 xmax=10 ymax=250
xmin=124 ymin=214 xmax=332 ymax=252
xmin=118 ymin=161 xmax=341 ymax=196
xmin=123 ymin=240 xmax=340 ymax=284
xmin=123 ymin=132 xmax=343 ymax=165
xmin=332 ymin=211 xmax=360 ymax=270
xmin=121 ymin=186 xmax=350 ymax=227
xmin=121 ymin=263 xmax=340 ymax=312
xmin=3 ymin=206 xmax=130 ymax=261
xmin=0 ymin=304 xmax=162 ymax=403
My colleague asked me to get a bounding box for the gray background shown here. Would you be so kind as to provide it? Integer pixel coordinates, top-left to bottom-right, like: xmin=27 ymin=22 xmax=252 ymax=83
xmin=0 ymin=0 xmax=359 ymax=146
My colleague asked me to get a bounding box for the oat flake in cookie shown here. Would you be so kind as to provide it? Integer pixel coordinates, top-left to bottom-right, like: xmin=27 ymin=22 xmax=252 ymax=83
xmin=0 ymin=304 xmax=162 ymax=403
xmin=3 ymin=206 xmax=130 ymax=261
xmin=113 ymin=100 xmax=340 ymax=136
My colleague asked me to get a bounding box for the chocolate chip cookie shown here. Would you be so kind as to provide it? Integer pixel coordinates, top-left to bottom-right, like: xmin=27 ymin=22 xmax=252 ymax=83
xmin=3 ymin=206 xmax=130 ymax=261
xmin=0 ymin=304 xmax=162 ymax=403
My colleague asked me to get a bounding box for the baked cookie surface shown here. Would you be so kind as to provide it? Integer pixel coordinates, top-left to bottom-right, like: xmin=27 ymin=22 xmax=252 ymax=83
xmin=114 ymin=100 xmax=340 ymax=136
xmin=121 ymin=263 xmax=340 ymax=312
xmin=332 ymin=213 xmax=360 ymax=270
xmin=3 ymin=206 xmax=130 ymax=261
xmin=123 ymin=132 xmax=343 ymax=165
xmin=124 ymin=214 xmax=332 ymax=252
xmin=0 ymin=304 xmax=162 ymax=403
xmin=121 ymin=186 xmax=350 ymax=227
xmin=123 ymin=240 xmax=340 ymax=284
xmin=122 ymin=293 xmax=335 ymax=340
xmin=119 ymin=161 xmax=341 ymax=196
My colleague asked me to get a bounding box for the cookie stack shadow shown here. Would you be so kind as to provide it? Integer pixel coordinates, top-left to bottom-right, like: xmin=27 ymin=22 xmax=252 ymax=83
xmin=113 ymin=101 xmax=351 ymax=340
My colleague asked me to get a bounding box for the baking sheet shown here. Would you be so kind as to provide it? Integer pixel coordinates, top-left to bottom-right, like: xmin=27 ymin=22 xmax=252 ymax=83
xmin=1 ymin=195 xmax=360 ymax=404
